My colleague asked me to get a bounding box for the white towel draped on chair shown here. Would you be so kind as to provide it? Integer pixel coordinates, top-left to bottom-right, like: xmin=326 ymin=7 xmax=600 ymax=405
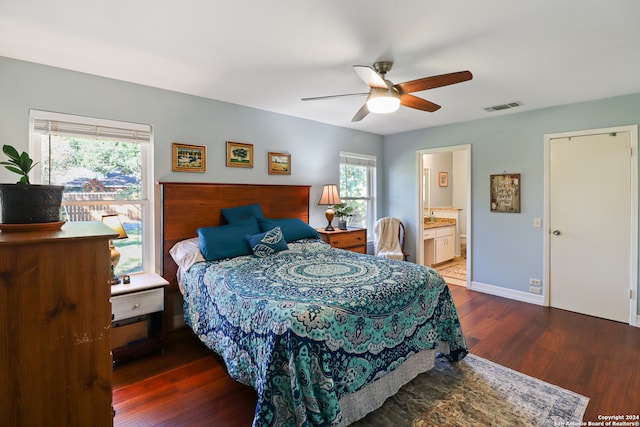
xmin=373 ymin=217 xmax=404 ymax=260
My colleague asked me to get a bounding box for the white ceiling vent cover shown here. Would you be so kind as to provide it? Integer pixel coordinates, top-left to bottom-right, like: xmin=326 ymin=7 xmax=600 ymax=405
xmin=484 ymin=101 xmax=523 ymax=112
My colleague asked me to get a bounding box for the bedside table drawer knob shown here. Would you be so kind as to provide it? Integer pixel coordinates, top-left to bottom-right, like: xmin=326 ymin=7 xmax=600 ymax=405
xmin=133 ymin=303 xmax=140 ymax=309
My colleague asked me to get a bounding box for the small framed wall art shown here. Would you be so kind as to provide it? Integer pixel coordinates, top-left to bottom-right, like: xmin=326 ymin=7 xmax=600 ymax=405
xmin=438 ymin=171 xmax=449 ymax=187
xmin=268 ymin=152 xmax=291 ymax=175
xmin=226 ymin=141 xmax=253 ymax=168
xmin=490 ymin=173 xmax=521 ymax=213
xmin=172 ymin=143 xmax=206 ymax=172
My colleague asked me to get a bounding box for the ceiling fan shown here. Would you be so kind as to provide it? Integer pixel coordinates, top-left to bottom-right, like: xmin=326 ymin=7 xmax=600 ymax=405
xmin=302 ymin=61 xmax=472 ymax=122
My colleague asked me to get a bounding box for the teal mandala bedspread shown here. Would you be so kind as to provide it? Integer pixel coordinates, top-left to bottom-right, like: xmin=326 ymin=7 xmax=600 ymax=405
xmin=182 ymin=239 xmax=467 ymax=426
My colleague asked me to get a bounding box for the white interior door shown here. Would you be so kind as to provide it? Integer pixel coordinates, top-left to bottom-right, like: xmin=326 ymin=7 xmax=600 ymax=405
xmin=549 ymin=131 xmax=631 ymax=323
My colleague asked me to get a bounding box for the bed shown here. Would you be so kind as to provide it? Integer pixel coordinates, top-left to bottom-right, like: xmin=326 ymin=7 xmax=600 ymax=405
xmin=160 ymin=182 xmax=467 ymax=427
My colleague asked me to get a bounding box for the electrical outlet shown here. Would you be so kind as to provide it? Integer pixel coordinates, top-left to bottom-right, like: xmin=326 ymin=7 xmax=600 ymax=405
xmin=533 ymin=217 xmax=542 ymax=228
xmin=529 ymin=286 xmax=542 ymax=295
xmin=529 ymin=278 xmax=541 ymax=286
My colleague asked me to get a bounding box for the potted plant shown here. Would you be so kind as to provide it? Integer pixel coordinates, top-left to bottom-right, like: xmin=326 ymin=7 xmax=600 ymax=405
xmin=333 ymin=203 xmax=353 ymax=230
xmin=0 ymin=144 xmax=64 ymax=225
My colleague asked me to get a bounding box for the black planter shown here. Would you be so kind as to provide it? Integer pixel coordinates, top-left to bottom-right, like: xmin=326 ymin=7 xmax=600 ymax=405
xmin=0 ymin=184 xmax=65 ymax=224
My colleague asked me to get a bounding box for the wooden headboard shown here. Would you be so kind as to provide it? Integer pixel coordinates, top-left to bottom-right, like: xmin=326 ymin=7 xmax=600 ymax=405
xmin=160 ymin=182 xmax=311 ymax=289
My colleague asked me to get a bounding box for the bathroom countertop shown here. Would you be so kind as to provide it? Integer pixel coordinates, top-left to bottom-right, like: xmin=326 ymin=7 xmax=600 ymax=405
xmin=429 ymin=207 xmax=463 ymax=211
xmin=423 ymin=218 xmax=456 ymax=229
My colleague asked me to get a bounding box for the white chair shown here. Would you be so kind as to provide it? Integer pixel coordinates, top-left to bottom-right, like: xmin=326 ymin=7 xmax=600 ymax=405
xmin=373 ymin=217 xmax=408 ymax=261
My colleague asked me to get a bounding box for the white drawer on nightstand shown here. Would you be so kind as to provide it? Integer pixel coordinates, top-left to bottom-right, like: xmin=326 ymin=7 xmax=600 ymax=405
xmin=111 ymin=288 xmax=164 ymax=322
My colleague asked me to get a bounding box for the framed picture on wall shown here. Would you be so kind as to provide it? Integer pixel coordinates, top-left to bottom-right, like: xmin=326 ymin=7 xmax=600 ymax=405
xmin=268 ymin=152 xmax=291 ymax=175
xmin=490 ymin=173 xmax=521 ymax=213
xmin=172 ymin=142 xmax=206 ymax=172
xmin=438 ymin=171 xmax=449 ymax=187
xmin=226 ymin=141 xmax=253 ymax=168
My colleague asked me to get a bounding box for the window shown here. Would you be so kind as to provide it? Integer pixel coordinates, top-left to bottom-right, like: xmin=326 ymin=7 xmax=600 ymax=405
xmin=339 ymin=152 xmax=376 ymax=233
xmin=30 ymin=110 xmax=154 ymax=275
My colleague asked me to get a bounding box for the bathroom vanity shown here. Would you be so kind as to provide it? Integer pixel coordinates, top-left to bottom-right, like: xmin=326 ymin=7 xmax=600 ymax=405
xmin=423 ymin=219 xmax=456 ymax=266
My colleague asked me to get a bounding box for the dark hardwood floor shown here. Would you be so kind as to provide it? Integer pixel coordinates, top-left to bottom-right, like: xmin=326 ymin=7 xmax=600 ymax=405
xmin=112 ymin=286 xmax=640 ymax=425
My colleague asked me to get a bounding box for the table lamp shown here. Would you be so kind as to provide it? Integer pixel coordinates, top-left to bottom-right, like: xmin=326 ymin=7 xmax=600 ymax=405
xmin=318 ymin=184 xmax=342 ymax=231
xmin=102 ymin=214 xmax=128 ymax=285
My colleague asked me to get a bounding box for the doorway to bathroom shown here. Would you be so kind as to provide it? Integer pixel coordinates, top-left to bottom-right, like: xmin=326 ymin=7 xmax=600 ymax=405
xmin=417 ymin=144 xmax=471 ymax=287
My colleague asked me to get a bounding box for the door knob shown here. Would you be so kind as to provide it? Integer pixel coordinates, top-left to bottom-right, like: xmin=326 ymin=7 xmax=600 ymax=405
xmin=552 ymin=230 xmax=561 ymax=236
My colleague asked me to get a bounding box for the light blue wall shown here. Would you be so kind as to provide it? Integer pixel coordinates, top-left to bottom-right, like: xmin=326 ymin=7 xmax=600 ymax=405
xmin=0 ymin=56 xmax=384 ymax=231
xmin=424 ymin=152 xmax=453 ymax=208
xmin=383 ymin=93 xmax=640 ymax=307
xmin=2 ymin=55 xmax=639 ymax=314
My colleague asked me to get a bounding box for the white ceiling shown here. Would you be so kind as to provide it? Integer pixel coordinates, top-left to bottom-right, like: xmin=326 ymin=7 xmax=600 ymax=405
xmin=2 ymin=1 xmax=640 ymax=136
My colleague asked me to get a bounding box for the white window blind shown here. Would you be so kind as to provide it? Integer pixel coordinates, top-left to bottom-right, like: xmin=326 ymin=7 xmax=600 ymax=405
xmin=31 ymin=110 xmax=151 ymax=143
xmin=339 ymin=153 xmax=376 ymax=168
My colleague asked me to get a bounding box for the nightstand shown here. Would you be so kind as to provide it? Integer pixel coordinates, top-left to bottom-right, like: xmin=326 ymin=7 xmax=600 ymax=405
xmin=111 ymin=273 xmax=169 ymax=365
xmin=317 ymin=227 xmax=367 ymax=253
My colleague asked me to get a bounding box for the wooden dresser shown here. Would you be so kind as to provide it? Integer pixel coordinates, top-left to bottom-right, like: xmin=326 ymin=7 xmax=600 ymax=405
xmin=317 ymin=227 xmax=367 ymax=253
xmin=0 ymin=222 xmax=116 ymax=427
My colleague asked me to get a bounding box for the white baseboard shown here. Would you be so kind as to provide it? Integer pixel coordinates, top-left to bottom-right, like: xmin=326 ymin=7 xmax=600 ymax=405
xmin=470 ymin=281 xmax=545 ymax=306
xmin=470 ymin=282 xmax=640 ymax=327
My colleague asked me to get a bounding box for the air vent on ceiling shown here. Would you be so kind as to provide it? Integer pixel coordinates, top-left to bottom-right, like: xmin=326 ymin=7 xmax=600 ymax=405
xmin=484 ymin=101 xmax=523 ymax=112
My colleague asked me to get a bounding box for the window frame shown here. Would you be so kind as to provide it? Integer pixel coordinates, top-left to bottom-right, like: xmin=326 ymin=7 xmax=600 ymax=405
xmin=339 ymin=151 xmax=377 ymax=235
xmin=28 ymin=109 xmax=155 ymax=274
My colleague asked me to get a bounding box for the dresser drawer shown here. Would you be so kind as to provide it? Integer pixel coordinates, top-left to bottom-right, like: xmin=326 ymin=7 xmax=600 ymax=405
xmin=327 ymin=230 xmax=366 ymax=248
xmin=436 ymin=225 xmax=454 ymax=237
xmin=348 ymin=244 xmax=367 ymax=254
xmin=111 ymin=288 xmax=164 ymax=322
xmin=423 ymin=229 xmax=436 ymax=239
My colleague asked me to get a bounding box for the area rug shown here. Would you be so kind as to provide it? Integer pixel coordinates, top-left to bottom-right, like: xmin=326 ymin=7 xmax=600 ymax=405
xmin=351 ymin=354 xmax=589 ymax=427
xmin=437 ymin=262 xmax=466 ymax=281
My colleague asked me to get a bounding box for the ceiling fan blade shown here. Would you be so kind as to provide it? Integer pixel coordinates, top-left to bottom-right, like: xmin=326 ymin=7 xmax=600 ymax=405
xmin=353 ymin=65 xmax=387 ymax=89
xmin=395 ymin=70 xmax=473 ymax=94
xmin=400 ymin=94 xmax=441 ymax=112
xmin=301 ymin=92 xmax=368 ymax=101
xmin=351 ymin=103 xmax=369 ymax=122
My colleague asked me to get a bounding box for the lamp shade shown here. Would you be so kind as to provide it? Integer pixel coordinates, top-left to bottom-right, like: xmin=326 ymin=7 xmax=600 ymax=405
xmin=366 ymin=87 xmax=401 ymax=114
xmin=318 ymin=184 xmax=342 ymax=205
xmin=102 ymin=214 xmax=128 ymax=239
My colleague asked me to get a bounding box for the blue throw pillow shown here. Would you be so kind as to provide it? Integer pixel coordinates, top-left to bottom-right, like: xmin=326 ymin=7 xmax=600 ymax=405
xmin=221 ymin=203 xmax=264 ymax=224
xmin=246 ymin=226 xmax=289 ymax=257
xmin=257 ymin=217 xmax=321 ymax=243
xmin=197 ymin=218 xmax=260 ymax=261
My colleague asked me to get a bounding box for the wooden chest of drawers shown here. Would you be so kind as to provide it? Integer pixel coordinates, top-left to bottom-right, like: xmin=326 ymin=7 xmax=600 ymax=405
xmin=317 ymin=227 xmax=367 ymax=253
xmin=0 ymin=222 xmax=116 ymax=426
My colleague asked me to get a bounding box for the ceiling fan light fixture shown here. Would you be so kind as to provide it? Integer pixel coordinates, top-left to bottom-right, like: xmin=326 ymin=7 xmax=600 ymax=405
xmin=366 ymin=88 xmax=400 ymax=114
xmin=303 ymin=62 xmax=472 ymax=121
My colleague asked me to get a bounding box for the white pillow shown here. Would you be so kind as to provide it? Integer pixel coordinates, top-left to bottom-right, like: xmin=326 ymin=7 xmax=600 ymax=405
xmin=169 ymin=237 xmax=205 ymax=272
